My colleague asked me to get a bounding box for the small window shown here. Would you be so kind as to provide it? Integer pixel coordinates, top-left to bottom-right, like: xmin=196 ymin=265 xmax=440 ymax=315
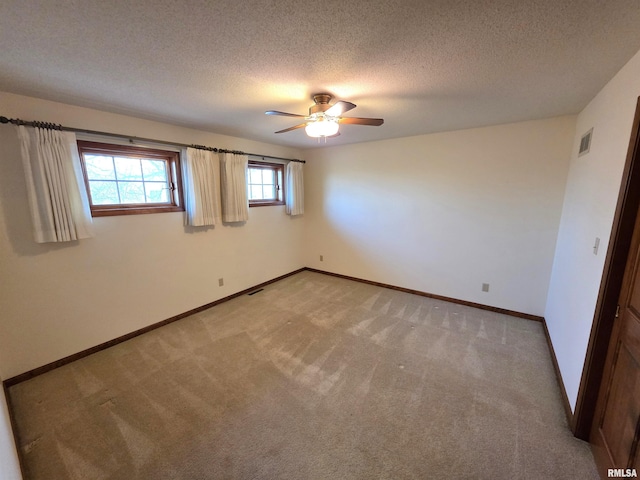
xmin=77 ymin=141 xmax=184 ymax=217
xmin=248 ymin=161 xmax=285 ymax=207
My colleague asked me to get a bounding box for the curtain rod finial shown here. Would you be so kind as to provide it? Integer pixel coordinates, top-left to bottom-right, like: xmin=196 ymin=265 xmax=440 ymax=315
xmin=0 ymin=116 xmax=9 ymax=124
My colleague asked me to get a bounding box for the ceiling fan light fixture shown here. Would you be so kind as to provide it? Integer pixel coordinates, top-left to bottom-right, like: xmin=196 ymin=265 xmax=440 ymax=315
xmin=305 ymin=117 xmax=339 ymax=137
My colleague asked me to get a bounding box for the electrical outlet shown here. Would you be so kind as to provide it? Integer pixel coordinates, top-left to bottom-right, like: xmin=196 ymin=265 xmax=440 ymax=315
xmin=482 ymin=283 xmax=490 ymax=292
xmin=320 ymin=255 xmax=323 ymax=262
xmin=218 ymin=278 xmax=224 ymax=287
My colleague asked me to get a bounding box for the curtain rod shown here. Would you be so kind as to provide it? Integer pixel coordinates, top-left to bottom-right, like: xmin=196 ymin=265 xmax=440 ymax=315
xmin=0 ymin=115 xmax=306 ymax=164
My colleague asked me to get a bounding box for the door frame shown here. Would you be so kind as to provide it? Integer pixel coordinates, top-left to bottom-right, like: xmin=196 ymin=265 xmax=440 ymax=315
xmin=573 ymin=96 xmax=640 ymax=440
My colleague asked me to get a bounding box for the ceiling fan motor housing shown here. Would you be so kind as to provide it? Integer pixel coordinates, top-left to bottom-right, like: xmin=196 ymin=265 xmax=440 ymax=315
xmin=309 ymin=94 xmax=333 ymax=115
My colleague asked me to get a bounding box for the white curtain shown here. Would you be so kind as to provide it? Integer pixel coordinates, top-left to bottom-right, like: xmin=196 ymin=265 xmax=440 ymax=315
xmin=220 ymin=152 xmax=249 ymax=222
xmin=285 ymin=161 xmax=304 ymax=216
xmin=183 ymin=147 xmax=221 ymax=226
xmin=17 ymin=126 xmax=93 ymax=243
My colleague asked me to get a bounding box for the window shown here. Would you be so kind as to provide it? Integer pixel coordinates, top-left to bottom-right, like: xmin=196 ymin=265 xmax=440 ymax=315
xmin=77 ymin=141 xmax=184 ymax=217
xmin=247 ymin=161 xmax=285 ymax=207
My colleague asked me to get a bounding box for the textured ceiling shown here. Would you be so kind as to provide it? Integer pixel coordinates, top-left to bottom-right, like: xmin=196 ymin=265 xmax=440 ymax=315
xmin=1 ymin=0 xmax=640 ymax=149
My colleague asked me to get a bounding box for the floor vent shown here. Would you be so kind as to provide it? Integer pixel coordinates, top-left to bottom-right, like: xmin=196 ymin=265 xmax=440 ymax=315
xmin=579 ymin=128 xmax=593 ymax=156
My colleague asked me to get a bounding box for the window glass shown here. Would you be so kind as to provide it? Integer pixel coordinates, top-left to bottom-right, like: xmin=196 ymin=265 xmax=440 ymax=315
xmin=85 ymin=155 xmax=116 ymax=180
xmin=89 ymin=181 xmax=119 ymax=205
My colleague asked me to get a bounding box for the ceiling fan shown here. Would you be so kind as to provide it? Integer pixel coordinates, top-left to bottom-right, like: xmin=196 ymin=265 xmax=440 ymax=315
xmin=265 ymin=94 xmax=384 ymax=138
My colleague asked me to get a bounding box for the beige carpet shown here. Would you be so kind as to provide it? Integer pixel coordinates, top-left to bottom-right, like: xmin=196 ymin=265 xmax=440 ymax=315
xmin=8 ymin=270 xmax=598 ymax=479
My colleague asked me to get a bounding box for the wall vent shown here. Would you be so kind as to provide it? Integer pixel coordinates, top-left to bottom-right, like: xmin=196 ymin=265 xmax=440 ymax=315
xmin=579 ymin=128 xmax=593 ymax=157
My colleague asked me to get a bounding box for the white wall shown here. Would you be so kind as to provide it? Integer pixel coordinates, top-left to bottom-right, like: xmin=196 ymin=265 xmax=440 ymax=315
xmin=303 ymin=116 xmax=575 ymax=317
xmin=0 ymin=92 xmax=305 ymax=379
xmin=0 ymin=379 xmax=22 ymax=480
xmin=545 ymin=50 xmax=640 ymax=412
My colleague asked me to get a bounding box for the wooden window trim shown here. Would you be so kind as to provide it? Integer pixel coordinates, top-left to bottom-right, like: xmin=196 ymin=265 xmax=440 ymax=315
xmin=77 ymin=141 xmax=185 ymax=217
xmin=248 ymin=161 xmax=285 ymax=207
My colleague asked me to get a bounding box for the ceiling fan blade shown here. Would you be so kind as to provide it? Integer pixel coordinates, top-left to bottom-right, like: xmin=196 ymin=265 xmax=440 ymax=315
xmin=325 ymin=101 xmax=356 ymax=117
xmin=265 ymin=110 xmax=307 ymax=118
xmin=275 ymin=123 xmax=307 ymax=134
xmin=339 ymin=117 xmax=384 ymax=126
